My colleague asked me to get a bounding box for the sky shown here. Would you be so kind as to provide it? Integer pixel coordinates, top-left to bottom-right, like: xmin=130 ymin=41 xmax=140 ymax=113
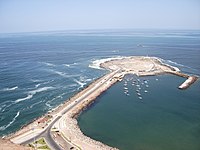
xmin=0 ymin=0 xmax=200 ymax=33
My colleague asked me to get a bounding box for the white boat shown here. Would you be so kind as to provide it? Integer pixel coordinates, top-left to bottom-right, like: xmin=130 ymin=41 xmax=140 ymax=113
xmin=124 ymin=87 xmax=128 ymax=90
xmin=137 ymin=93 xmax=141 ymax=96
xmin=138 ymin=96 xmax=142 ymax=99
xmin=144 ymin=90 xmax=148 ymax=93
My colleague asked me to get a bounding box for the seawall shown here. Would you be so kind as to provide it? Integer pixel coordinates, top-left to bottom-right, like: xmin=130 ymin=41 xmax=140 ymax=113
xmin=166 ymin=71 xmax=198 ymax=89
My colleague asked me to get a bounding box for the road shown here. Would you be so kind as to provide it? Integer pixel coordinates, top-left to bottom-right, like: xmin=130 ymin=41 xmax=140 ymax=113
xmin=20 ymin=69 xmax=120 ymax=150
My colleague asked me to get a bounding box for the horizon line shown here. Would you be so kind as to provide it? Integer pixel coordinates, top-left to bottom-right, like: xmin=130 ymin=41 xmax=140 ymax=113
xmin=1 ymin=28 xmax=200 ymax=34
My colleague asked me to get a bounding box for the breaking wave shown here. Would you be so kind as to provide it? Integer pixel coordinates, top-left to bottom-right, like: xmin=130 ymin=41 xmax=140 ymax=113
xmin=1 ymin=86 xmax=18 ymax=91
xmin=15 ymin=87 xmax=54 ymax=103
xmin=45 ymin=91 xmax=70 ymax=108
xmin=165 ymin=59 xmax=198 ymax=71
xmin=166 ymin=60 xmax=185 ymax=67
xmin=89 ymin=56 xmax=124 ymax=70
xmin=41 ymin=62 xmax=56 ymax=67
xmin=63 ymin=62 xmax=78 ymax=67
xmin=73 ymin=79 xmax=86 ymax=89
xmin=29 ymin=100 xmax=43 ymax=109
xmin=50 ymin=70 xmax=80 ymax=78
xmin=0 ymin=111 xmax=20 ymax=131
xmin=35 ymin=84 xmax=41 ymax=88
xmin=15 ymin=94 xmax=33 ymax=103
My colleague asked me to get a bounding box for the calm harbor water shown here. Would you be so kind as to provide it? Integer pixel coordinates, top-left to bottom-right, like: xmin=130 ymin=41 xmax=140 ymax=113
xmin=78 ymin=75 xmax=200 ymax=150
xmin=0 ymin=29 xmax=200 ymax=149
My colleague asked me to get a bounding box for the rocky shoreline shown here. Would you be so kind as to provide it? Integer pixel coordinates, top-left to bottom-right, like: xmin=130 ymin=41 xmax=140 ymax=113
xmin=6 ymin=56 xmax=199 ymax=150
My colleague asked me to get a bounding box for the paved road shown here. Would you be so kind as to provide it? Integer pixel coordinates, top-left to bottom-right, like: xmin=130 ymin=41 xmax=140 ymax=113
xmin=21 ymin=69 xmax=120 ymax=150
xmin=21 ymin=116 xmax=62 ymax=150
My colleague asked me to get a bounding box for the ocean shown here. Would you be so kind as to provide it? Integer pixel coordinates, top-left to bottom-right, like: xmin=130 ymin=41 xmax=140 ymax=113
xmin=0 ymin=29 xmax=199 ymax=149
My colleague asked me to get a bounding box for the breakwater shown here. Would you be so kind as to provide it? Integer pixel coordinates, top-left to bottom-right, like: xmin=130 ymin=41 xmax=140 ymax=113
xmin=166 ymin=71 xmax=198 ymax=89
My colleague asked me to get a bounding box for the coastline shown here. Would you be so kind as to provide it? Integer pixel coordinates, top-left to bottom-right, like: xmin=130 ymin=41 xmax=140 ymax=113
xmin=6 ymin=56 xmax=199 ymax=150
xmin=54 ymin=70 xmax=119 ymax=150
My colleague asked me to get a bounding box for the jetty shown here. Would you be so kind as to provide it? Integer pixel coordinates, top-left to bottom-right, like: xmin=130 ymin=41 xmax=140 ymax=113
xmin=7 ymin=56 xmax=198 ymax=150
xmin=178 ymin=76 xmax=198 ymax=89
xmin=101 ymin=56 xmax=198 ymax=89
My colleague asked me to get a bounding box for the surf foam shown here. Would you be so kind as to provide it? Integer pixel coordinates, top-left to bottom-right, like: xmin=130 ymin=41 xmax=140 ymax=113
xmin=1 ymin=86 xmax=18 ymax=91
xmin=41 ymin=62 xmax=56 ymax=67
xmin=89 ymin=56 xmax=124 ymax=70
xmin=74 ymin=79 xmax=86 ymax=88
xmin=0 ymin=111 xmax=20 ymax=131
xmin=15 ymin=87 xmax=54 ymax=103
xmin=50 ymin=70 xmax=80 ymax=78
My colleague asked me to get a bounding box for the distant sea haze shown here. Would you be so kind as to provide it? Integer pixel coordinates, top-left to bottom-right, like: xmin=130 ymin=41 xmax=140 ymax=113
xmin=0 ymin=30 xmax=199 ymax=149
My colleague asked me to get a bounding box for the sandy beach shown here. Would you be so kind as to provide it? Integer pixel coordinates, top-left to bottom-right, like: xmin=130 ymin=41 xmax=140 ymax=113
xmin=7 ymin=56 xmax=198 ymax=150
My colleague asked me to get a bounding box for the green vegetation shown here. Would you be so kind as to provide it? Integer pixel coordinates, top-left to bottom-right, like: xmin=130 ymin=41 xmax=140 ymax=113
xmin=34 ymin=138 xmax=46 ymax=145
xmin=28 ymin=138 xmax=51 ymax=150
xmin=28 ymin=143 xmax=34 ymax=148
xmin=37 ymin=145 xmax=51 ymax=150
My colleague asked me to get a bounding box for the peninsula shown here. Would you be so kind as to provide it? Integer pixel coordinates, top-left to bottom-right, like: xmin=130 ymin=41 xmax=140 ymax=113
xmin=6 ymin=56 xmax=198 ymax=150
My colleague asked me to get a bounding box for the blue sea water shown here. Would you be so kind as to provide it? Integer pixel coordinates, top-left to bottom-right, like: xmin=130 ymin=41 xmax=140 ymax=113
xmin=0 ymin=29 xmax=200 ymax=148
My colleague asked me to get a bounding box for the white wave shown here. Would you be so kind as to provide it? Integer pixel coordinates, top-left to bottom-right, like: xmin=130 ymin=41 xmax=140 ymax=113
xmin=1 ymin=86 xmax=18 ymax=91
xmin=63 ymin=64 xmax=70 ymax=67
xmin=45 ymin=102 xmax=52 ymax=108
xmin=45 ymin=93 xmax=63 ymax=108
xmin=15 ymin=94 xmax=33 ymax=103
xmin=74 ymin=79 xmax=86 ymax=88
xmin=0 ymin=101 xmax=15 ymax=112
xmin=35 ymin=84 xmax=41 ymax=88
xmin=0 ymin=111 xmax=20 ymax=131
xmin=166 ymin=59 xmax=198 ymax=71
xmin=151 ymin=57 xmax=181 ymax=72
xmin=112 ymin=50 xmax=119 ymax=53
xmin=51 ymin=70 xmax=80 ymax=78
xmin=29 ymin=100 xmax=43 ymax=109
xmin=41 ymin=62 xmax=56 ymax=67
xmin=80 ymin=76 xmax=92 ymax=82
xmin=30 ymin=79 xmax=42 ymax=82
xmin=89 ymin=56 xmax=124 ymax=70
xmin=166 ymin=60 xmax=185 ymax=67
xmin=15 ymin=87 xmax=54 ymax=103
xmin=0 ymin=104 xmax=6 ymax=111
xmin=54 ymin=70 xmax=69 ymax=78
xmin=29 ymin=87 xmax=54 ymax=95
xmin=85 ymin=78 xmax=92 ymax=82
xmin=63 ymin=62 xmax=78 ymax=67
xmin=68 ymin=83 xmax=78 ymax=87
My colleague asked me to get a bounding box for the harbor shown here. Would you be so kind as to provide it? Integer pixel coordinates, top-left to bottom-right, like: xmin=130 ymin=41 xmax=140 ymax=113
xmin=7 ymin=56 xmax=199 ymax=150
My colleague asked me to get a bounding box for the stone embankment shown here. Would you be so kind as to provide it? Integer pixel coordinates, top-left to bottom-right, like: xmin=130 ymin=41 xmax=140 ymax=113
xmin=56 ymin=71 xmax=119 ymax=150
xmin=178 ymin=76 xmax=198 ymax=89
xmin=167 ymin=71 xmax=198 ymax=89
xmin=7 ymin=56 xmax=199 ymax=150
